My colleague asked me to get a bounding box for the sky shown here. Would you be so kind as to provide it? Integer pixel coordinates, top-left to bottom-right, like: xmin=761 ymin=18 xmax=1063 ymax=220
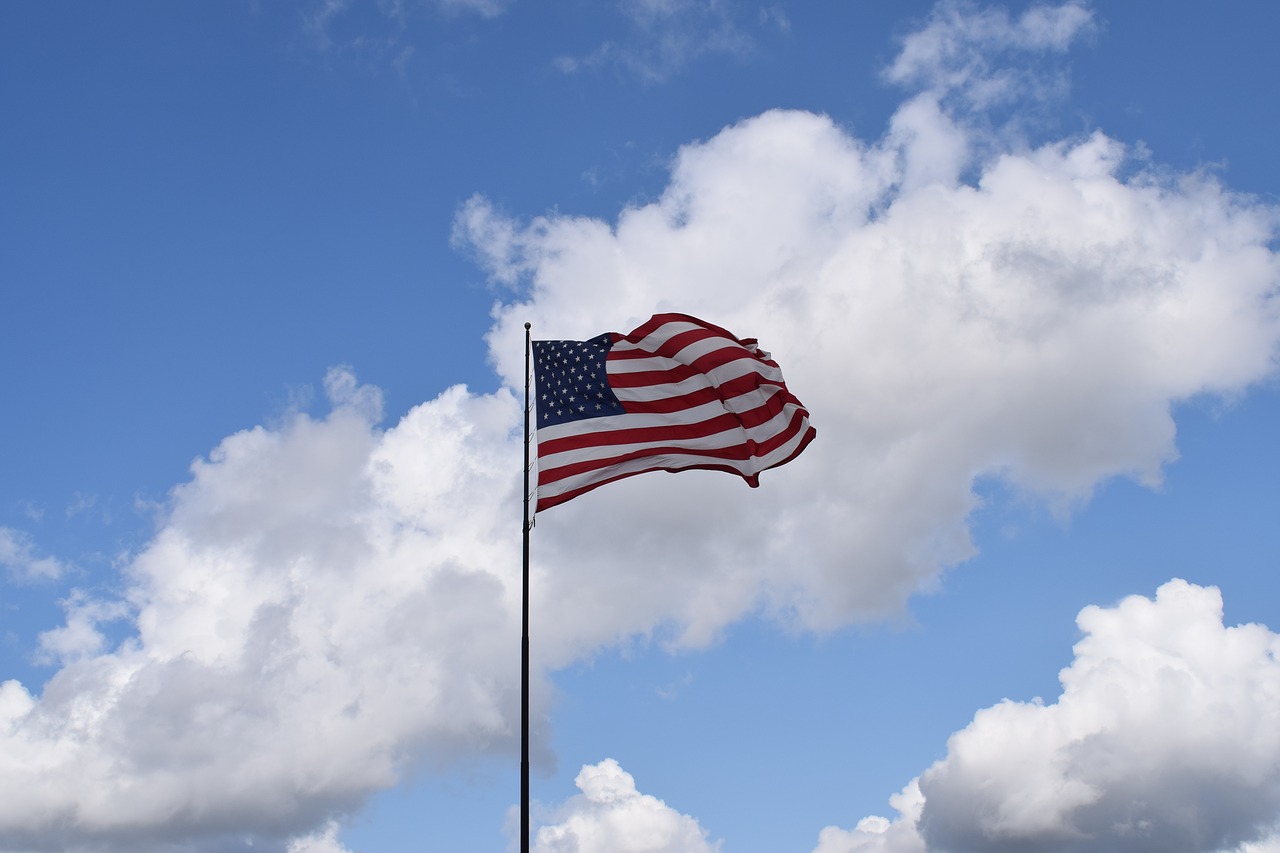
xmin=2 ymin=1 xmax=1280 ymax=851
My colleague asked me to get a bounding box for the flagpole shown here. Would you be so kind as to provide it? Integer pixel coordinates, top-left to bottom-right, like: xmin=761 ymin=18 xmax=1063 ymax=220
xmin=521 ymin=321 xmax=532 ymax=853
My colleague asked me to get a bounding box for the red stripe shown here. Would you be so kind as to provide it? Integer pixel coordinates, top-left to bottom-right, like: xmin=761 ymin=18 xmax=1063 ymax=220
xmin=538 ymin=410 xmax=743 ymax=457
xmin=617 ymin=385 xmax=722 ymax=415
xmin=537 ymin=461 xmax=762 ymax=512
xmin=537 ymin=419 xmax=817 ymax=511
xmin=622 ymin=325 xmax=762 ymax=376
xmin=605 ymin=352 xmax=760 ymax=389
xmin=607 ymin=345 xmax=663 ymax=362
xmin=644 ymin=326 xmax=720 ymax=357
xmin=541 ymin=442 xmax=758 ymax=487
xmin=538 ymin=408 xmax=813 ymax=488
xmin=538 ymin=389 xmax=806 ymax=456
xmin=625 ymin=315 xmax=743 ymax=349
xmin=609 ymin=369 xmax=794 ymax=414
xmin=606 ymin=364 xmax=700 ymax=388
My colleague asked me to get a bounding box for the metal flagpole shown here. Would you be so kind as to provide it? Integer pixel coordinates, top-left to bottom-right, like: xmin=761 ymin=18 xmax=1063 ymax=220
xmin=521 ymin=321 xmax=532 ymax=853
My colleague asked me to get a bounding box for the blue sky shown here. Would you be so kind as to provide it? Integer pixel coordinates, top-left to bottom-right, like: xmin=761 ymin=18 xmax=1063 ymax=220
xmin=2 ymin=2 xmax=1280 ymax=852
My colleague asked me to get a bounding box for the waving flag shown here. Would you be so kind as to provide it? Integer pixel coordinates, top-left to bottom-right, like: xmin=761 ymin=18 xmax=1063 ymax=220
xmin=531 ymin=313 xmax=815 ymax=512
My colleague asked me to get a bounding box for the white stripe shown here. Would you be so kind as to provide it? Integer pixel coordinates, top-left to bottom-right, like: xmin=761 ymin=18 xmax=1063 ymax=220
xmin=609 ymin=345 xmax=786 ymax=389
xmin=611 ymin=373 xmax=712 ymax=403
xmin=538 ymin=410 xmax=810 ymax=502
xmin=704 ymin=357 xmax=785 ymax=389
xmin=536 ymin=381 xmax=796 ymax=445
xmin=603 ymin=355 xmax=681 ymax=374
xmin=539 ymin=398 xmax=806 ymax=469
xmin=661 ymin=334 xmax=739 ymax=365
xmin=536 ymin=398 xmax=732 ymax=443
xmin=617 ymin=320 xmax=707 ymax=354
xmin=529 ymin=379 xmax=788 ymax=440
xmin=618 ymin=322 xmax=787 ymax=378
xmin=538 ymin=449 xmax=762 ymax=501
xmin=610 ymin=381 xmax=787 ymax=430
xmin=539 ymin=425 xmax=746 ymax=472
xmin=752 ymin=411 xmax=812 ymax=466
xmin=605 ymin=356 xmax=782 ymax=403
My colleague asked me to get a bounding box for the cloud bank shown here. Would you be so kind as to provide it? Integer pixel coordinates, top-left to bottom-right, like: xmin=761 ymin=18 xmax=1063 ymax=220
xmin=0 ymin=373 xmax=531 ymax=852
xmin=4 ymin=2 xmax=1280 ymax=850
xmin=469 ymin=105 xmax=1279 ymax=635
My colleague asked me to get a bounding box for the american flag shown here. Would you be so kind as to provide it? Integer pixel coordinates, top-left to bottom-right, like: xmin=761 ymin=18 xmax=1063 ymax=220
xmin=531 ymin=313 xmax=816 ymax=512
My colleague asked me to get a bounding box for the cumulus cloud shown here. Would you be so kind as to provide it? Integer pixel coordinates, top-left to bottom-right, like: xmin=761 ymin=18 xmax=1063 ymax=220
xmin=469 ymin=100 xmax=1279 ymax=633
xmin=812 ymin=781 xmax=926 ymax=853
xmin=3 ymin=2 xmax=1280 ymax=850
xmin=0 ymin=373 xmax=532 ymax=851
xmin=534 ymin=759 xmax=720 ymax=853
xmin=814 ymin=580 xmax=1280 ymax=853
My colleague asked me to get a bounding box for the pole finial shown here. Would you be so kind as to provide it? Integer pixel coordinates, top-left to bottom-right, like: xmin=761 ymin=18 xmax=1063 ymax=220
xmin=524 ymin=321 xmax=531 ymax=330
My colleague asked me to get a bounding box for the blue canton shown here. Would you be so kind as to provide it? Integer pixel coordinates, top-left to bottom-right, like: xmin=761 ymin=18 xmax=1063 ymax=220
xmin=531 ymin=334 xmax=625 ymax=427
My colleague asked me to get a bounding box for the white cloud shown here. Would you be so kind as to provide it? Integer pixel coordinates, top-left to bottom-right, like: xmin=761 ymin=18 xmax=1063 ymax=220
xmin=812 ymin=782 xmax=926 ymax=853
xmin=35 ymin=591 xmax=131 ymax=666
xmin=301 ymin=0 xmax=510 ymax=61
xmin=469 ymin=101 xmax=1279 ymax=633
xmin=0 ymin=526 xmax=68 ymax=583
xmin=817 ymin=580 xmax=1280 ymax=852
xmin=0 ymin=372 xmax=532 ymax=851
xmin=554 ymin=0 xmax=756 ymax=84
xmin=885 ymin=0 xmax=1095 ymax=108
xmin=286 ymin=820 xmax=355 ymax=853
xmin=302 ymin=0 xmax=352 ymax=51
xmin=322 ymin=364 xmax=384 ymax=422
xmin=65 ymin=492 xmax=97 ymax=520
xmin=758 ymin=5 xmax=790 ymax=34
xmin=534 ymin=759 xmax=721 ymax=853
